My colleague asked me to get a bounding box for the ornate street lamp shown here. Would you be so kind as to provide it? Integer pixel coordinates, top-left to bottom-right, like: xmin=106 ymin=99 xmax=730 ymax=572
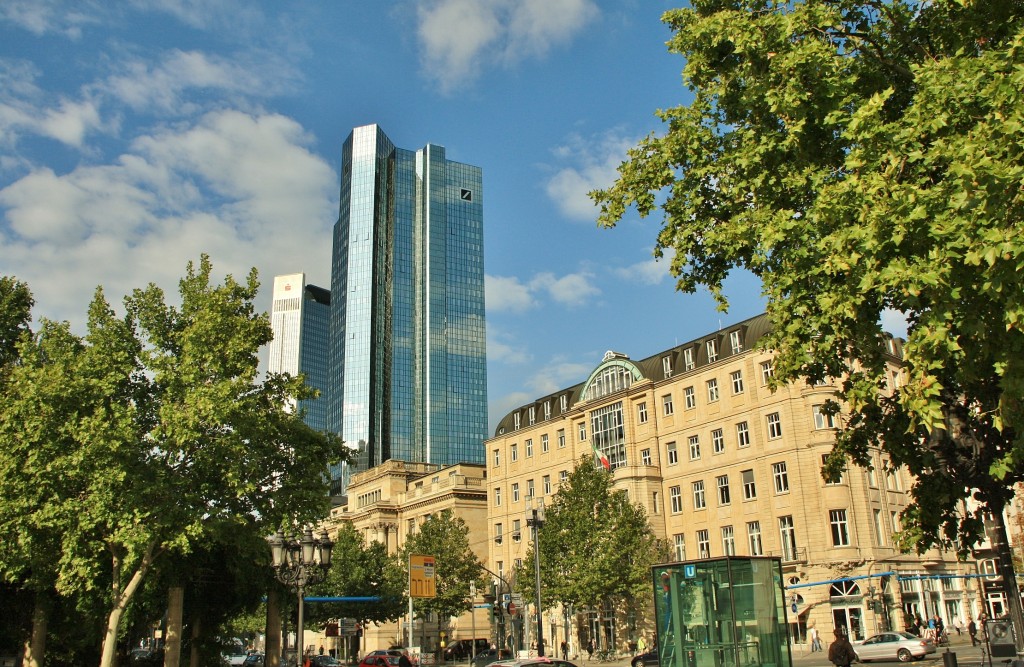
xmin=268 ymin=527 xmax=334 ymax=667
xmin=526 ymin=497 xmax=546 ymax=657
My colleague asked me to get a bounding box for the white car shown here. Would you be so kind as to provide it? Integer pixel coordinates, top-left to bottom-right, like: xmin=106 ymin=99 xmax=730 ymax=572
xmin=853 ymin=631 xmax=936 ymax=662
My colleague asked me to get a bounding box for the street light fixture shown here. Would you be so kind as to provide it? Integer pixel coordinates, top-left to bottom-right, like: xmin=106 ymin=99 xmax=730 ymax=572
xmin=526 ymin=497 xmax=546 ymax=657
xmin=268 ymin=527 xmax=334 ymax=667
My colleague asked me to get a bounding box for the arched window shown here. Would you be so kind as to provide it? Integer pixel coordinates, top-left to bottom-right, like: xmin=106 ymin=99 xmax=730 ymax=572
xmin=830 ymin=581 xmax=861 ymax=597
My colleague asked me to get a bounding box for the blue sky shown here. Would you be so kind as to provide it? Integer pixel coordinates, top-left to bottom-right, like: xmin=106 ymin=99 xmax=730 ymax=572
xmin=0 ymin=0 xmax=776 ymax=432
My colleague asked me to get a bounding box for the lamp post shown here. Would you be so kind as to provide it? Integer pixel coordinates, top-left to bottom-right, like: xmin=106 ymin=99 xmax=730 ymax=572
xmin=526 ymin=497 xmax=546 ymax=657
xmin=268 ymin=527 xmax=334 ymax=667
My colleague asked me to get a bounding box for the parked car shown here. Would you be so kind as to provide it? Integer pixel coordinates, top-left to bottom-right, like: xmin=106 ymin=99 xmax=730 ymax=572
xmin=472 ymin=648 xmax=512 ymax=667
xmin=853 ymin=631 xmax=936 ymax=662
xmin=489 ymin=658 xmax=579 ymax=667
xmin=311 ymin=656 xmax=343 ymax=666
xmin=360 ymin=654 xmax=403 ymax=667
xmin=444 ymin=639 xmax=490 ymax=661
xmin=241 ymin=654 xmax=264 ymax=667
xmin=631 ymin=649 xmax=658 ymax=667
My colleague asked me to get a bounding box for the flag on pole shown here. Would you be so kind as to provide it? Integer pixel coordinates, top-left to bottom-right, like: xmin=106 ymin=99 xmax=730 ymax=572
xmin=592 ymin=443 xmax=611 ymax=471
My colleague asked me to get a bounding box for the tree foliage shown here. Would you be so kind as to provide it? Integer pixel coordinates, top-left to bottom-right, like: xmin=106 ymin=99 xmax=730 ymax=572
xmin=593 ymin=0 xmax=1024 ymax=554
xmin=400 ymin=511 xmax=485 ymax=624
xmin=514 ymin=457 xmax=666 ymax=612
xmin=308 ymin=522 xmax=407 ymax=626
xmin=0 ymin=256 xmax=347 ymax=667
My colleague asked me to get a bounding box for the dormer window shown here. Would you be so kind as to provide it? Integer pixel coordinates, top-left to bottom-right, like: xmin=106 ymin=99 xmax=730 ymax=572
xmin=729 ymin=330 xmax=743 ymax=354
xmin=683 ymin=347 xmax=695 ymax=371
xmin=528 ymin=407 xmax=535 ymax=425
xmin=663 ymin=356 xmax=673 ymax=378
xmin=706 ymin=339 xmax=718 ymax=363
xmin=514 ymin=412 xmax=521 ymax=429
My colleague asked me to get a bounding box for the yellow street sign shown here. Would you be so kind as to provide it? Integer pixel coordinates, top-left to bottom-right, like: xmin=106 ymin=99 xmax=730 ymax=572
xmin=410 ymin=554 xmax=437 ymax=598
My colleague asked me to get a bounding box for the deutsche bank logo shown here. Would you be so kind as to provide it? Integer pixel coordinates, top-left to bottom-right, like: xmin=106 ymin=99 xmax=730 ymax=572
xmin=684 ymin=564 xmax=696 ymax=578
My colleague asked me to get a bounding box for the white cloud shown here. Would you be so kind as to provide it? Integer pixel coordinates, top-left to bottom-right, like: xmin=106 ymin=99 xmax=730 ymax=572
xmin=544 ymin=130 xmax=636 ymax=222
xmin=415 ymin=0 xmax=598 ymax=93
xmin=486 ymin=327 xmax=531 ymax=365
xmin=0 ymin=110 xmax=337 ymax=331
xmin=485 ymin=274 xmax=535 ymax=313
xmin=103 ymin=50 xmax=297 ymax=114
xmin=0 ymin=0 xmax=100 ymax=38
xmin=615 ymin=247 xmax=675 ymax=285
xmin=529 ymin=270 xmax=600 ymax=308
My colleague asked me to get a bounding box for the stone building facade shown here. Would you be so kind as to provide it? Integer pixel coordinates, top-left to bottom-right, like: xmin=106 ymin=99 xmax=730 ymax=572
xmin=485 ymin=313 xmax=982 ymax=650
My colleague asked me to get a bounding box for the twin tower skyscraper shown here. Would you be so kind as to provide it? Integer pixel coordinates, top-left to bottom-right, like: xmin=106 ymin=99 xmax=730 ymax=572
xmin=268 ymin=125 xmax=488 ymax=496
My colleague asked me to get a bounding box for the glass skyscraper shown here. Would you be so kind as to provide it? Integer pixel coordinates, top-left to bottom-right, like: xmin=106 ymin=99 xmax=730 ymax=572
xmin=268 ymin=273 xmax=332 ymax=433
xmin=329 ymin=124 xmax=487 ymax=494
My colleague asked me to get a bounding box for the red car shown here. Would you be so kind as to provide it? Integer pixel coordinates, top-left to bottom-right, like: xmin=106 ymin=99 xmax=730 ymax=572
xmin=359 ymin=654 xmax=403 ymax=667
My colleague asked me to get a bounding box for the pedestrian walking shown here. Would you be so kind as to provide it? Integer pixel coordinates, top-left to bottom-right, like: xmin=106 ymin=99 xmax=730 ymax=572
xmin=587 ymin=639 xmax=594 ymax=661
xmin=808 ymin=625 xmax=821 ymax=652
xmin=561 ymin=641 xmax=569 ymax=660
xmin=637 ymin=636 xmax=647 ymax=654
xmin=968 ymin=619 xmax=978 ymax=646
xmin=399 ymin=650 xmax=413 ymax=667
xmin=827 ymin=629 xmax=857 ymax=667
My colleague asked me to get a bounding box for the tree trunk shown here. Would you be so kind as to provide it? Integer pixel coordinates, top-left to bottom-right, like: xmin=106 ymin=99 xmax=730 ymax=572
xmin=266 ymin=588 xmax=282 ymax=667
xmin=189 ymin=613 xmax=201 ymax=667
xmin=164 ymin=586 xmax=184 ymax=667
xmin=21 ymin=593 xmax=47 ymax=667
xmin=991 ymin=510 xmax=1024 ymax=654
xmin=99 ymin=542 xmax=158 ymax=667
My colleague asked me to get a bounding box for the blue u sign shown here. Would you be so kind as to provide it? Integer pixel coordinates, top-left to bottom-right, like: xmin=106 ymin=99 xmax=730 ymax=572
xmin=684 ymin=564 xmax=696 ymax=578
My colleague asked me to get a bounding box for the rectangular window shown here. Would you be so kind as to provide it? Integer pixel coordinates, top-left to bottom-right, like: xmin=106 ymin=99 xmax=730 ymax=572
xmin=779 ymin=515 xmax=798 ymax=561
xmin=652 ymin=491 xmax=660 ymax=514
xmin=670 ymin=486 xmax=683 ymax=513
xmin=527 ymin=479 xmax=535 ymax=499
xmin=525 ymin=439 xmax=533 ymax=457
xmin=512 ymin=519 xmax=521 ymax=542
xmin=528 ymin=407 xmax=535 ymax=425
xmin=638 ymin=402 xmax=648 ymax=424
xmin=773 ymin=461 xmax=790 ymax=493
xmin=760 ymin=360 xmax=774 ymax=385
xmin=730 ymin=370 xmax=744 ymax=395
xmin=673 ymin=534 xmax=686 ymax=561
xmin=873 ymin=509 xmax=885 ymax=546
xmin=493 ymin=449 xmax=500 ymax=466
xmin=736 ymin=421 xmax=750 ymax=447
xmin=712 ymin=428 xmax=725 ymax=454
xmin=510 ymin=443 xmax=518 ymax=462
xmin=706 ymin=339 xmax=718 ymax=362
xmin=557 ymin=429 xmax=566 ymax=448
xmin=890 ymin=511 xmax=900 ymax=534
xmin=541 ymin=434 xmax=549 ymax=453
xmin=688 ymin=435 xmax=701 ymax=460
xmin=514 ymin=413 xmax=521 ymax=429
xmin=559 ymin=470 xmax=568 ymax=483
xmin=641 ymin=448 xmax=652 ymax=465
xmin=663 ymin=394 xmax=675 ymax=416
xmin=495 ymin=522 xmax=503 ymax=543
xmin=578 ymin=422 xmax=586 ymax=441
xmin=511 ymin=483 xmax=520 ymax=503
xmin=494 ymin=487 xmax=502 ymax=506
xmin=717 ymin=475 xmax=731 ymax=505
xmin=684 ymin=386 xmax=696 ymax=409
xmin=667 ymin=442 xmax=679 ymax=465
xmin=741 ymin=469 xmax=757 ymax=500
xmin=544 ymin=401 xmax=551 ymax=419
xmin=543 ymin=475 xmax=551 ymax=495
xmin=663 ymin=356 xmax=673 ymax=378
xmin=683 ymin=348 xmax=695 ymax=371
xmin=697 ymin=529 xmax=711 ymax=558
xmin=830 ymin=509 xmax=850 ymax=546
xmin=692 ymin=481 xmax=706 ymax=509
xmin=729 ymin=330 xmax=743 ymax=354
xmin=747 ymin=521 xmax=763 ymax=556
xmin=560 ymin=395 xmax=568 ymax=411
xmin=766 ymin=412 xmax=783 ymax=439
xmin=867 ymin=460 xmax=878 ymax=487
xmin=722 ymin=526 xmax=735 ymax=555
xmin=707 ymin=378 xmax=720 ymax=402
xmin=813 ymin=404 xmax=836 ymax=429
xmin=821 ymin=454 xmax=844 ymax=485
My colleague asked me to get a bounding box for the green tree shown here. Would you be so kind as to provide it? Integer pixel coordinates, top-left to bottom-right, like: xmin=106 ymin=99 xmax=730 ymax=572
xmin=308 ymin=523 xmax=407 ymax=627
xmin=0 ymin=277 xmax=32 ymax=371
xmin=401 ymin=511 xmax=485 ymax=639
xmin=593 ymin=0 xmax=1024 ymax=644
xmin=514 ymin=457 xmax=665 ymax=622
xmin=0 ymin=257 xmax=347 ymax=667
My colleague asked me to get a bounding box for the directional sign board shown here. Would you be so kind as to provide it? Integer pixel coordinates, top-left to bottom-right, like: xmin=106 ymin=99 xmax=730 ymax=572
xmin=409 ymin=554 xmax=437 ymax=598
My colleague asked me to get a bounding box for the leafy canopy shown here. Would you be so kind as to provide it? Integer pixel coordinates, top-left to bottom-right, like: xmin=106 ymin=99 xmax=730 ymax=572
xmin=593 ymin=0 xmax=1024 ymax=553
xmin=401 ymin=510 xmax=485 ymax=623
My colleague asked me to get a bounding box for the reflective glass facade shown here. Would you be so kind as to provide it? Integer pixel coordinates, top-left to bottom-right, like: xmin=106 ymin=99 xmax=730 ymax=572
xmin=268 ymin=273 xmax=331 ymax=433
xmin=329 ymin=125 xmax=487 ymax=494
